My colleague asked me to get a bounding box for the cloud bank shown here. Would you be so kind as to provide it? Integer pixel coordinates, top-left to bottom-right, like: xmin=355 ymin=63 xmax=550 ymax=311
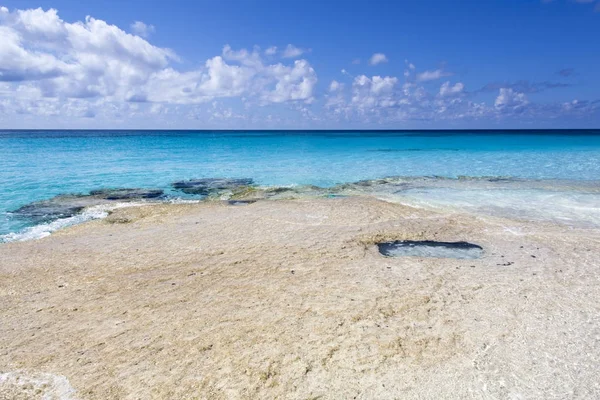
xmin=0 ymin=6 xmax=597 ymax=128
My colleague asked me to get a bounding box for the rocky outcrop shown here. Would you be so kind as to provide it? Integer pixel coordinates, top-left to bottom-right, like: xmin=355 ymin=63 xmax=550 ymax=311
xmin=12 ymin=188 xmax=164 ymax=223
xmin=172 ymin=178 xmax=254 ymax=195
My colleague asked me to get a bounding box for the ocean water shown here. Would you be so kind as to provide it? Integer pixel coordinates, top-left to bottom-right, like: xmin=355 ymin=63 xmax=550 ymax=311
xmin=1 ymin=130 xmax=600 ymax=241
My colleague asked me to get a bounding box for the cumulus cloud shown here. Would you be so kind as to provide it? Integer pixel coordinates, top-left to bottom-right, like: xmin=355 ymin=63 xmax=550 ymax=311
xmin=0 ymin=6 xmax=596 ymax=127
xmin=326 ymin=70 xmax=597 ymax=125
xmin=138 ymin=47 xmax=317 ymax=105
xmin=261 ymin=59 xmax=317 ymax=103
xmin=349 ymin=75 xmax=399 ymax=112
xmin=369 ymin=53 xmax=388 ymax=66
xmin=416 ymin=69 xmax=451 ymax=82
xmin=495 ymin=88 xmax=528 ymax=111
xmin=329 ymin=80 xmax=343 ymax=92
xmin=0 ymin=7 xmax=318 ymax=120
xmin=0 ymin=6 xmax=176 ymax=101
xmin=130 ymin=21 xmax=154 ymax=38
xmin=325 ymin=73 xmax=491 ymax=123
xmin=439 ymin=81 xmax=464 ymax=97
xmin=282 ymin=44 xmax=306 ymax=58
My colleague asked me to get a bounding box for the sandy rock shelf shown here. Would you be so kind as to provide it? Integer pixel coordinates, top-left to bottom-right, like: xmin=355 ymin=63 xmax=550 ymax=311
xmin=1 ymin=197 xmax=599 ymax=399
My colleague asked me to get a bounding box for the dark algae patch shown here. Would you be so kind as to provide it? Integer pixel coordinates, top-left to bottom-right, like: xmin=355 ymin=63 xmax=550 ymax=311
xmin=172 ymin=178 xmax=254 ymax=195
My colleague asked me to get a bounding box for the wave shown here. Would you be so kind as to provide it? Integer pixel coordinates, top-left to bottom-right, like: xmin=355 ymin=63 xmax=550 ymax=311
xmin=0 ymin=202 xmax=145 ymax=243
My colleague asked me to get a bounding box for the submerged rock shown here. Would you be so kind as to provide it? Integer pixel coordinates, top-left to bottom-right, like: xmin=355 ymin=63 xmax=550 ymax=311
xmin=12 ymin=188 xmax=164 ymax=223
xmin=13 ymin=196 xmax=89 ymax=223
xmin=172 ymin=178 xmax=254 ymax=195
xmin=378 ymin=240 xmax=483 ymax=259
xmin=229 ymin=185 xmax=328 ymax=201
xmin=89 ymin=188 xmax=164 ymax=200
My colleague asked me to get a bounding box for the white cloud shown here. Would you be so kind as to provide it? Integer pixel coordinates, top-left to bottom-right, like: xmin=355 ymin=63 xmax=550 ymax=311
xmin=262 ymin=60 xmax=317 ymax=103
xmin=0 ymin=6 xmax=596 ymax=128
xmin=0 ymin=7 xmax=176 ymax=102
xmin=325 ymin=72 xmax=494 ymax=123
xmin=329 ymin=80 xmax=343 ymax=92
xmin=222 ymin=44 xmax=263 ymax=67
xmin=130 ymin=21 xmax=155 ymax=38
xmin=369 ymin=53 xmax=388 ymax=66
xmin=495 ymin=88 xmax=528 ymax=110
xmin=141 ymin=48 xmax=317 ymax=105
xmin=416 ymin=69 xmax=451 ymax=82
xmin=0 ymin=7 xmax=318 ymax=117
xmin=403 ymin=61 xmax=416 ymax=78
xmin=282 ymin=44 xmax=305 ymax=58
xmin=439 ymin=81 xmax=464 ymax=97
xmin=351 ymin=75 xmax=398 ymax=110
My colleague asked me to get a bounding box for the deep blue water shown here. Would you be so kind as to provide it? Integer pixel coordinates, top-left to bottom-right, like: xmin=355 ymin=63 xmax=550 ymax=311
xmin=2 ymin=130 xmax=600 ymax=239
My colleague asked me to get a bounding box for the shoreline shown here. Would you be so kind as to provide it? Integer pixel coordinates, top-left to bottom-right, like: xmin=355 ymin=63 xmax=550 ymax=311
xmin=4 ymin=175 xmax=600 ymax=243
xmin=1 ymin=196 xmax=600 ymax=398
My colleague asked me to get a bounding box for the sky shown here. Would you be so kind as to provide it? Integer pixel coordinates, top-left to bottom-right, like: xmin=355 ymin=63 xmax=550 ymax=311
xmin=0 ymin=0 xmax=599 ymax=129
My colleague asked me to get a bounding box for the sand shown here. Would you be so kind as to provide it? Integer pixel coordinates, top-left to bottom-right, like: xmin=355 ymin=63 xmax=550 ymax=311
xmin=1 ymin=196 xmax=599 ymax=399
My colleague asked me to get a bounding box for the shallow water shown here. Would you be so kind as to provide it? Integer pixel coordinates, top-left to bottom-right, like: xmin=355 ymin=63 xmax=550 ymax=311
xmin=1 ymin=130 xmax=600 ymax=240
xmin=378 ymin=240 xmax=484 ymax=259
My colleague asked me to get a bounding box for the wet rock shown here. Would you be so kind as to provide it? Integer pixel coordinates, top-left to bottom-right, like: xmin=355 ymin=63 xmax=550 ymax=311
xmin=13 ymin=195 xmax=93 ymax=223
xmin=89 ymin=188 xmax=164 ymax=200
xmin=12 ymin=188 xmax=164 ymax=223
xmin=378 ymin=240 xmax=483 ymax=260
xmin=228 ymin=185 xmax=327 ymax=201
xmin=265 ymin=187 xmax=293 ymax=195
xmin=172 ymin=178 xmax=254 ymax=195
xmin=263 ymin=185 xmax=324 ymax=198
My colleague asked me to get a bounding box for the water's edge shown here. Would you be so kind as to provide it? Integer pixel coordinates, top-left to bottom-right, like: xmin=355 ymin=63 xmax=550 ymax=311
xmin=3 ymin=175 xmax=599 ymax=243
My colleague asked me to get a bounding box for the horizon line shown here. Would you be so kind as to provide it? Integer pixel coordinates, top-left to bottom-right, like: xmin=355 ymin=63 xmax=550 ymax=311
xmin=1 ymin=128 xmax=600 ymax=132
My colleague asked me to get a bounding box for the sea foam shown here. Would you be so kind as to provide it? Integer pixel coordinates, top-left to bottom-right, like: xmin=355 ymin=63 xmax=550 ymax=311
xmin=0 ymin=202 xmax=145 ymax=243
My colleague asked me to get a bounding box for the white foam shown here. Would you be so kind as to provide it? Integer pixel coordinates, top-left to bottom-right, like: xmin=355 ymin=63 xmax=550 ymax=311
xmin=165 ymin=198 xmax=202 ymax=204
xmin=0 ymin=202 xmax=146 ymax=243
xmin=391 ymin=188 xmax=600 ymax=228
xmin=0 ymin=370 xmax=77 ymax=399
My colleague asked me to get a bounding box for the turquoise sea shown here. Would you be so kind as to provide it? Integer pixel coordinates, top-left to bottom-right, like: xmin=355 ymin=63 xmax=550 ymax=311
xmin=1 ymin=130 xmax=600 ymax=241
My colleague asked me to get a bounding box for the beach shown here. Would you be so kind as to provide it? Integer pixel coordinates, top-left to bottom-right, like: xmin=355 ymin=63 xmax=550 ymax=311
xmin=2 ymin=0 xmax=600 ymax=397
xmin=2 ymin=195 xmax=599 ymax=399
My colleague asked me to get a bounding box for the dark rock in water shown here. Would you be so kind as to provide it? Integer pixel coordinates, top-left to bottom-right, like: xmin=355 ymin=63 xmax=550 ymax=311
xmin=172 ymin=178 xmax=254 ymax=195
xmin=378 ymin=240 xmax=483 ymax=259
xmin=265 ymin=187 xmax=293 ymax=194
xmin=13 ymin=196 xmax=88 ymax=223
xmin=12 ymin=188 xmax=164 ymax=223
xmin=89 ymin=188 xmax=164 ymax=200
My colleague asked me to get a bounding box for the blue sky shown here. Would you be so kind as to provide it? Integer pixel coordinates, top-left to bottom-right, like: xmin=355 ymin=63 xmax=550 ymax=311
xmin=0 ymin=0 xmax=599 ymax=129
